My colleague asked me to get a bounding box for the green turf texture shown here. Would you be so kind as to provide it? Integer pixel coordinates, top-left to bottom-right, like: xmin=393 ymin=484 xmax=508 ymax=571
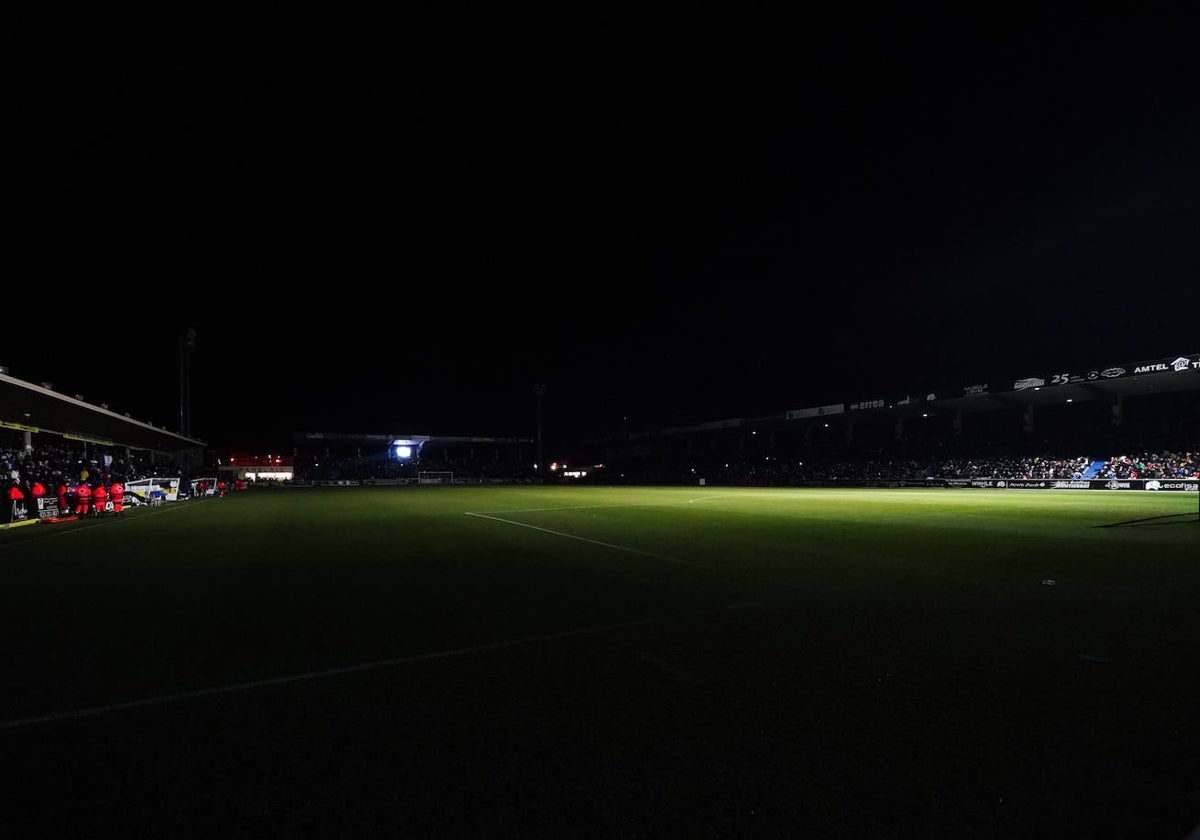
xmin=1 ymin=486 xmax=1196 ymax=838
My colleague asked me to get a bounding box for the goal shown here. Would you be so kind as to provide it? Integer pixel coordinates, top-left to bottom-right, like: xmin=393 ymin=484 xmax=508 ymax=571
xmin=418 ymin=471 xmax=454 ymax=485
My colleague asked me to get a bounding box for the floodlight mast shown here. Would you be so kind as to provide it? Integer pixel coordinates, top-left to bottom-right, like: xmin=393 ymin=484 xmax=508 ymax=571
xmin=534 ymin=383 xmax=547 ymax=484
xmin=179 ymin=328 xmax=198 ymax=438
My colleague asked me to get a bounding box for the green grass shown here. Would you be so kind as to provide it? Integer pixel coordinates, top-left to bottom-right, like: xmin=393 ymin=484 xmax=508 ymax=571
xmin=1 ymin=486 xmax=1197 ymax=838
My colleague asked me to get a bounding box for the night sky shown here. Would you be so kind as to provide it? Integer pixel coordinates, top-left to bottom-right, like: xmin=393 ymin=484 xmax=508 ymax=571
xmin=9 ymin=10 xmax=1198 ymax=455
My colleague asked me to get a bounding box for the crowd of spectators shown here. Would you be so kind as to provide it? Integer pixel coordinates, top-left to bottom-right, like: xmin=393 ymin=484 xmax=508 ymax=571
xmin=292 ymin=448 xmax=536 ymax=484
xmin=3 ymin=435 xmax=164 ymax=506
xmin=6 ymin=428 xmax=1196 ymax=494
xmin=1093 ymin=453 xmax=1199 ymax=480
xmin=288 ymin=443 xmax=1197 ymax=486
xmin=607 ymin=450 xmax=1199 ymax=487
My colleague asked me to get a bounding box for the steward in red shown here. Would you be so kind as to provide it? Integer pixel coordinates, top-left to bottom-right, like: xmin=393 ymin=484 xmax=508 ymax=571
xmin=6 ymin=481 xmax=25 ymax=523
xmin=110 ymin=481 xmax=124 ymax=514
xmin=74 ymin=482 xmax=91 ymax=516
xmin=92 ymin=482 xmax=108 ymax=516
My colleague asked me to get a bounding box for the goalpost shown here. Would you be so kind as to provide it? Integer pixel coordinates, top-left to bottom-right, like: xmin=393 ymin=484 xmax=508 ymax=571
xmin=418 ymin=471 xmax=454 ymax=485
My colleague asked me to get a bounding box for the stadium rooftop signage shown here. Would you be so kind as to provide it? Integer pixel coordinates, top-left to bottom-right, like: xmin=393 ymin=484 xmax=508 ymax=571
xmin=0 ymin=370 xmax=203 ymax=453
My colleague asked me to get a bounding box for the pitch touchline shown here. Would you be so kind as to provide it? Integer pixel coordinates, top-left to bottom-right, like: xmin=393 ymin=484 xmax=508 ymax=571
xmin=0 ymin=601 xmax=749 ymax=732
xmin=0 ymin=501 xmax=189 ymax=553
xmin=463 ymin=511 xmax=717 ymax=571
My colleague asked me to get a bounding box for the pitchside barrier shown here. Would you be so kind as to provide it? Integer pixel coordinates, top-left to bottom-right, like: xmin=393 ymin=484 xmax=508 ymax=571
xmin=788 ymin=478 xmax=1199 ymax=491
xmin=928 ymin=478 xmax=1199 ymax=491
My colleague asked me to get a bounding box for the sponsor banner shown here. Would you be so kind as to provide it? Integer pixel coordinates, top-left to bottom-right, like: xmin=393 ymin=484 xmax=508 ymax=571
xmin=924 ymin=478 xmax=1197 ymax=491
xmin=1141 ymin=479 xmax=1199 ymax=492
xmin=1130 ymin=355 xmax=1200 ymax=375
xmin=822 ymin=354 xmax=1197 ymax=415
xmin=1021 ymin=355 xmax=1200 ymax=391
xmin=786 ymin=403 xmax=845 ymax=420
xmin=854 ymin=479 xmax=926 ymax=488
xmin=35 ymin=497 xmax=62 ymax=519
xmin=799 ymin=479 xmax=1197 ymax=491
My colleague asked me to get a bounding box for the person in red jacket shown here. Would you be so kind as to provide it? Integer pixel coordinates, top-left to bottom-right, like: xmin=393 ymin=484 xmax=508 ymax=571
xmin=74 ymin=481 xmax=91 ymax=516
xmin=57 ymin=480 xmax=72 ymax=517
xmin=28 ymin=479 xmax=46 ymax=518
xmin=110 ymin=480 xmax=124 ymax=514
xmin=6 ymin=480 xmax=26 ymax=523
xmin=92 ymin=482 xmax=108 ymax=516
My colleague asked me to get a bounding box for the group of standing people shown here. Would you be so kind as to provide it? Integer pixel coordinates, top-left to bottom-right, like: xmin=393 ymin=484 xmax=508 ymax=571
xmin=6 ymin=475 xmax=126 ymax=522
xmin=53 ymin=477 xmax=126 ymax=518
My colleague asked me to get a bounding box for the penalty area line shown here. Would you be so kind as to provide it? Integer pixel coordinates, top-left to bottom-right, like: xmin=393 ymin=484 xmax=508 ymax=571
xmin=464 ymin=510 xmax=717 ymax=571
xmin=0 ymin=601 xmax=749 ymax=732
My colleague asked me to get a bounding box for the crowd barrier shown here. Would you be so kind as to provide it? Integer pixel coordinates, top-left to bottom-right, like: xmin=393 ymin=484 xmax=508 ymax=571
xmin=788 ymin=478 xmax=1198 ymax=491
xmin=928 ymin=478 xmax=1198 ymax=491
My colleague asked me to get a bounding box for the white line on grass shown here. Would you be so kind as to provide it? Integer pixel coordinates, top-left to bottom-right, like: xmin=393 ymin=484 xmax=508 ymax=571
xmin=463 ymin=511 xmax=717 ymax=571
xmin=470 ymin=494 xmax=739 ymax=516
xmin=0 ymin=600 xmax=753 ymax=731
xmin=0 ymin=501 xmax=189 ymax=552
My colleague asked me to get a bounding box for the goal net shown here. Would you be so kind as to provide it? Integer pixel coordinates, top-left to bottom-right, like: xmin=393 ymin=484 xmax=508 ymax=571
xmin=418 ymin=471 xmax=453 ymax=485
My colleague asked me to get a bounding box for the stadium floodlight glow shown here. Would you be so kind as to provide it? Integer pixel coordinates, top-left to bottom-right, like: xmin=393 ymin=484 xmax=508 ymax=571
xmin=390 ymin=438 xmax=427 ymax=461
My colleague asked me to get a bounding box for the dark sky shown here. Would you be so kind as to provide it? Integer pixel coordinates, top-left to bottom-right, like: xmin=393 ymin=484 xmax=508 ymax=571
xmin=8 ymin=10 xmax=1199 ymax=455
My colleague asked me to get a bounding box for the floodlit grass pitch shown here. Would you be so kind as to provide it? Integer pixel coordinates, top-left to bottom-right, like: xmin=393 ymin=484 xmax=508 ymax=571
xmin=1 ymin=486 xmax=1197 ymax=838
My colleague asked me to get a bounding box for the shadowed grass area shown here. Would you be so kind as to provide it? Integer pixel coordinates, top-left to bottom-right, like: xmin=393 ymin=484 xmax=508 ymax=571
xmin=1 ymin=486 xmax=1197 ymax=838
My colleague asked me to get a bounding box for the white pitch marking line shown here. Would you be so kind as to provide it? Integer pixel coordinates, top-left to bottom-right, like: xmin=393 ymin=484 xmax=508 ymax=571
xmin=474 ymin=495 xmax=738 ymax=516
xmin=463 ymin=511 xmax=716 ymax=571
xmin=0 ymin=601 xmax=749 ymax=732
xmin=0 ymin=501 xmax=188 ymax=553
